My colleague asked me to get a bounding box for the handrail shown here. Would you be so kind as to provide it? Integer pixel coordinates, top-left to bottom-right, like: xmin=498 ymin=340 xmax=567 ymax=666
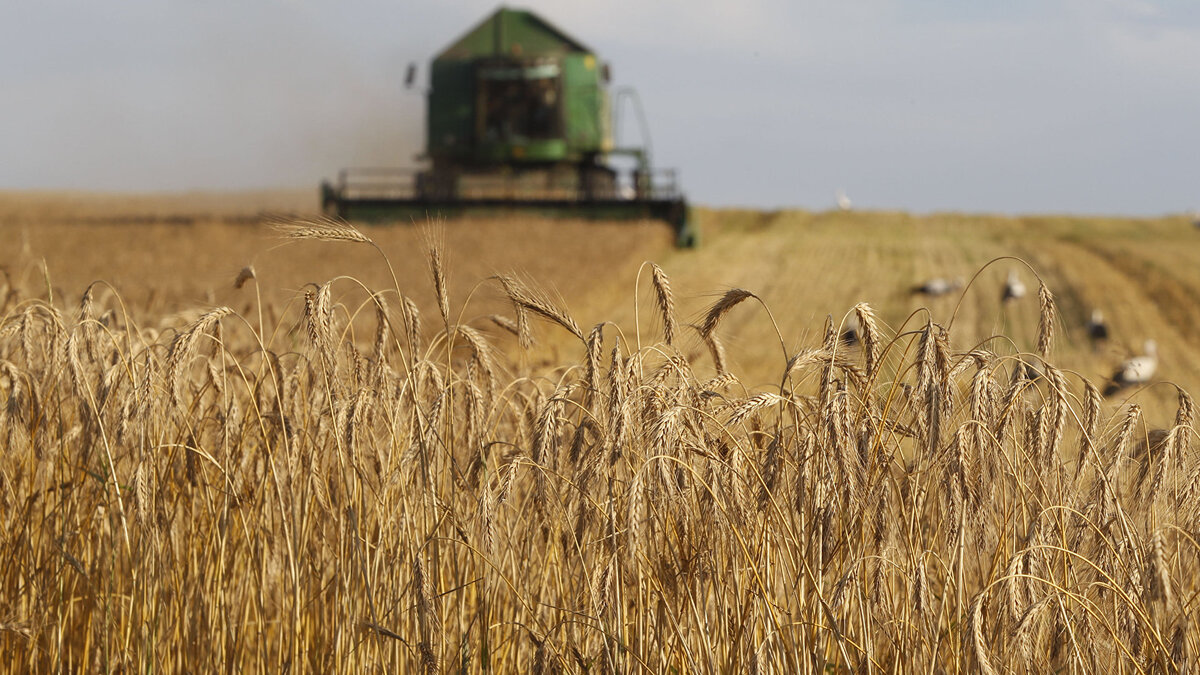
xmin=330 ymin=166 xmax=682 ymax=201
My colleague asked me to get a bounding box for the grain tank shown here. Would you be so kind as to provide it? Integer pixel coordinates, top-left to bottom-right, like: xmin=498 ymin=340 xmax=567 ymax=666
xmin=321 ymin=7 xmax=695 ymax=247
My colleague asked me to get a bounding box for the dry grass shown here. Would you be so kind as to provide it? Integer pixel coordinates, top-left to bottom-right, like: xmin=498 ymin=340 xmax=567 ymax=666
xmin=0 ymin=194 xmax=1198 ymax=672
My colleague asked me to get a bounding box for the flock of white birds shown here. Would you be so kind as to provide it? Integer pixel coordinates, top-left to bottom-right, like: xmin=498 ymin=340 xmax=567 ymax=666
xmin=894 ymin=269 xmax=1154 ymax=398
xmin=834 ymin=189 xmax=1162 ymax=398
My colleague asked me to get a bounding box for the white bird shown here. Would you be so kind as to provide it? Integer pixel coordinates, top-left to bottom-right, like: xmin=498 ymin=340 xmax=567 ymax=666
xmin=1087 ymin=309 xmax=1109 ymax=345
xmin=836 ymin=189 xmax=853 ymax=212
xmin=911 ymin=277 xmax=963 ymax=297
xmin=841 ymin=312 xmax=860 ymax=346
xmin=1103 ymin=339 xmax=1158 ymax=397
xmin=1002 ymin=270 xmax=1026 ymax=303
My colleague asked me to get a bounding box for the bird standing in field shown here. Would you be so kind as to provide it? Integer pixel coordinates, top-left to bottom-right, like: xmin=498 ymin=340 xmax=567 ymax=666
xmin=1087 ymin=309 xmax=1109 ymax=348
xmin=1002 ymin=270 xmax=1026 ymax=303
xmin=841 ymin=312 xmax=860 ymax=346
xmin=1016 ymin=357 xmax=1043 ymax=383
xmin=1103 ymin=339 xmax=1158 ymax=397
xmin=911 ymin=277 xmax=963 ymax=297
xmin=836 ymin=189 xmax=853 ymax=212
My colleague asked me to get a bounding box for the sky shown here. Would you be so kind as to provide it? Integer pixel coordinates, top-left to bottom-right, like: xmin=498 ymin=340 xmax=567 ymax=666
xmin=2 ymin=0 xmax=1198 ymax=214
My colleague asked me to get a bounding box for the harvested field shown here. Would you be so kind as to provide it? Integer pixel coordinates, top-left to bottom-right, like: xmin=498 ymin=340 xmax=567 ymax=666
xmin=0 ymin=191 xmax=1198 ymax=672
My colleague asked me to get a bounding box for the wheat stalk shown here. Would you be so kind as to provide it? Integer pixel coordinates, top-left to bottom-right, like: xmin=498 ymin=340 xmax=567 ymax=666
xmin=272 ymin=215 xmax=372 ymax=243
xmin=650 ymin=263 xmax=676 ymax=346
xmin=497 ymin=275 xmax=580 ymax=341
xmin=699 ymin=288 xmax=756 ymax=339
xmin=233 ymin=265 xmax=256 ymax=289
xmin=1036 ymin=281 xmax=1055 ymax=358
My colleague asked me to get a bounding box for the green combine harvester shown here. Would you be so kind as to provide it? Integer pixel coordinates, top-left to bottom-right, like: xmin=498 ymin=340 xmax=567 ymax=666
xmin=321 ymin=7 xmax=696 ymax=247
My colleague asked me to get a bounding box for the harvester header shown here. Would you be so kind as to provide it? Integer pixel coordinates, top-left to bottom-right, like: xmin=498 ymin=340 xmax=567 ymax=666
xmin=321 ymin=7 xmax=695 ymax=247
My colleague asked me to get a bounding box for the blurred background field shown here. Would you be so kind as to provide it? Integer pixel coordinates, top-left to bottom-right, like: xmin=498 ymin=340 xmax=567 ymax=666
xmin=3 ymin=190 xmax=1200 ymax=671
xmin=2 ymin=189 xmax=1197 ymax=418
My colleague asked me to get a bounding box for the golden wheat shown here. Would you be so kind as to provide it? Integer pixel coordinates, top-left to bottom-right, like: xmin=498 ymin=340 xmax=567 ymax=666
xmin=0 ymin=229 xmax=1195 ymax=673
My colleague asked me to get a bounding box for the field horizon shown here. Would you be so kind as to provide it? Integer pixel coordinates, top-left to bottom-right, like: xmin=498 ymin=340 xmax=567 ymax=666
xmin=4 ymin=188 xmax=1195 ymax=411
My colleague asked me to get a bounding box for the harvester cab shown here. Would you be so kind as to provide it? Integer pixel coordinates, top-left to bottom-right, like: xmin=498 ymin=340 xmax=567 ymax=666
xmin=320 ymin=7 xmax=696 ymax=248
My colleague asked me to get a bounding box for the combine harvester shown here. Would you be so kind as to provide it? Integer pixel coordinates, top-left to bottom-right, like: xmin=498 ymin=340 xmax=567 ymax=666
xmin=321 ymin=7 xmax=696 ymax=247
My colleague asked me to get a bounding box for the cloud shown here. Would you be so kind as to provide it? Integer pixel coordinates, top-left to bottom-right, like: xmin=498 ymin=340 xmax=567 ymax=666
xmin=2 ymin=0 xmax=1198 ymax=213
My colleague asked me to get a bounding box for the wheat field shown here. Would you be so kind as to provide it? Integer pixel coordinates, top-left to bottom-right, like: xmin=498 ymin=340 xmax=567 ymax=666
xmin=0 ymin=191 xmax=1198 ymax=672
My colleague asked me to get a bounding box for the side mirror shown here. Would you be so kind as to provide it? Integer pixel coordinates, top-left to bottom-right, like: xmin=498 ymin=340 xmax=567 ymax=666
xmin=601 ymin=63 xmax=611 ymax=84
xmin=404 ymin=62 xmax=417 ymax=89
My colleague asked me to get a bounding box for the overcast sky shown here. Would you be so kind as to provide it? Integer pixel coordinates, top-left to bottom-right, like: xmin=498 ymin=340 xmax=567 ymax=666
xmin=3 ymin=1 xmax=1198 ymax=214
